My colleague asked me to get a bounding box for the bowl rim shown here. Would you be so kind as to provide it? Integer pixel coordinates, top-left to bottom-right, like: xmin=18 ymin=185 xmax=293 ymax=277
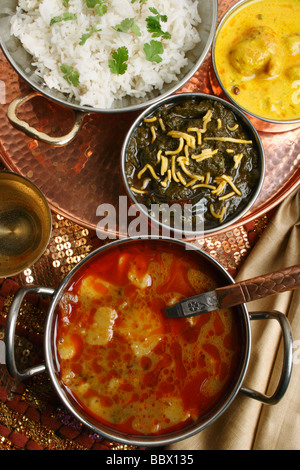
xmin=43 ymin=235 xmax=251 ymax=447
xmin=120 ymin=92 xmax=265 ymax=237
xmin=0 ymin=0 xmax=218 ymax=114
xmin=211 ymin=0 xmax=300 ymax=126
xmin=0 ymin=170 xmax=52 ymax=277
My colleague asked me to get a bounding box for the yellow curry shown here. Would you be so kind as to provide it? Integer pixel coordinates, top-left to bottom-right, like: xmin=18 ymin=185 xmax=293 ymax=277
xmin=214 ymin=0 xmax=300 ymax=121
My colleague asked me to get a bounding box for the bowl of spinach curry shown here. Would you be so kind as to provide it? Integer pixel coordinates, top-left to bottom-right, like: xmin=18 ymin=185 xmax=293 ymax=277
xmin=121 ymin=93 xmax=265 ymax=236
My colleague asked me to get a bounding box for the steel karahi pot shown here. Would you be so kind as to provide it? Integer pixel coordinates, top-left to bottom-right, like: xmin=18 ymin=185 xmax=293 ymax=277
xmin=5 ymin=237 xmax=293 ymax=447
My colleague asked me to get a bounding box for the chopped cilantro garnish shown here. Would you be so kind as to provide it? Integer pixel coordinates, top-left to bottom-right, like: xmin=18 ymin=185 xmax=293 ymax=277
xmin=149 ymin=7 xmax=167 ymax=23
xmin=113 ymin=17 xmax=141 ymax=36
xmin=144 ymin=40 xmax=164 ymax=63
xmin=108 ymin=46 xmax=129 ymax=75
xmin=60 ymin=64 xmax=80 ymax=86
xmin=79 ymin=25 xmax=102 ymax=45
xmin=50 ymin=12 xmax=76 ymax=26
xmin=63 ymin=0 xmax=70 ymax=6
xmin=146 ymin=7 xmax=171 ymax=39
xmin=131 ymin=0 xmax=148 ymax=3
xmin=84 ymin=0 xmax=107 ymax=16
xmin=84 ymin=0 xmax=98 ymax=6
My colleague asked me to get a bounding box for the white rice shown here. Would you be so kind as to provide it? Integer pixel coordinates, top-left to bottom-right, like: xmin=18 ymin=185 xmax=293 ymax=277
xmin=10 ymin=0 xmax=201 ymax=108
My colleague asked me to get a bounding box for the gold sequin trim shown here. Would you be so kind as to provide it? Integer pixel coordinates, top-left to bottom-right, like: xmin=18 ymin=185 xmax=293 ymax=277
xmin=0 ymin=401 xmax=86 ymax=450
xmin=0 ymin=436 xmax=20 ymax=450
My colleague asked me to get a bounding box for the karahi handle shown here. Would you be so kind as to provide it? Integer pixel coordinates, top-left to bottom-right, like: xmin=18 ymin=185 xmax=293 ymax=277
xmin=240 ymin=310 xmax=293 ymax=405
xmin=5 ymin=285 xmax=55 ymax=381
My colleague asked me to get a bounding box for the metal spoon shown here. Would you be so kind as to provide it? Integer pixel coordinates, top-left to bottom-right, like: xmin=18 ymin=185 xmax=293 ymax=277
xmin=165 ymin=264 xmax=300 ymax=318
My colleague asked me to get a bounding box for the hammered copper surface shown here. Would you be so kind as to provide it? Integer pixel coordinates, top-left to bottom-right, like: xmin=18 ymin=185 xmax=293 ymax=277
xmin=0 ymin=0 xmax=299 ymax=236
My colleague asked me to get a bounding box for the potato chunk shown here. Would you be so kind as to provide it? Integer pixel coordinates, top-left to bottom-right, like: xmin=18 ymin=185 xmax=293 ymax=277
xmin=284 ymin=33 xmax=300 ymax=56
xmin=79 ymin=275 xmax=111 ymax=299
xmin=57 ymin=338 xmax=77 ymax=360
xmin=286 ymin=64 xmax=300 ymax=81
xmin=128 ymin=264 xmax=152 ymax=289
xmin=86 ymin=307 xmax=118 ymax=346
xmin=161 ymin=397 xmax=191 ymax=425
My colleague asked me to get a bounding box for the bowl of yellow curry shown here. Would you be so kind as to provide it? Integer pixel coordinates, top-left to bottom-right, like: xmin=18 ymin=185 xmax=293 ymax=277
xmin=212 ymin=0 xmax=300 ymax=132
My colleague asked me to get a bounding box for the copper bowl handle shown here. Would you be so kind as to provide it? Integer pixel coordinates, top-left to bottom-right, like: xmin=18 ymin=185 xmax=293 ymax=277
xmin=216 ymin=264 xmax=300 ymax=308
xmin=7 ymin=91 xmax=85 ymax=146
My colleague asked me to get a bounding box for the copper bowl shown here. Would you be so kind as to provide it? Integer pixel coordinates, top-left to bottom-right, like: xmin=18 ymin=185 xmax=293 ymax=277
xmin=211 ymin=0 xmax=300 ymax=133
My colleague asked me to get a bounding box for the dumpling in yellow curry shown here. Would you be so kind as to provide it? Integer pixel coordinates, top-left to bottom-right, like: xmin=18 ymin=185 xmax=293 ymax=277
xmin=229 ymin=26 xmax=284 ymax=78
xmin=214 ymin=0 xmax=300 ymax=121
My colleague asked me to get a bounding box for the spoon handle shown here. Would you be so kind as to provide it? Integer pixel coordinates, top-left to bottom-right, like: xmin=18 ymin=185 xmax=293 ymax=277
xmin=217 ymin=264 xmax=300 ymax=308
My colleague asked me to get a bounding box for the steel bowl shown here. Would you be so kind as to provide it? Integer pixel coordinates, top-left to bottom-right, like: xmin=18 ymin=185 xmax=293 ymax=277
xmin=0 ymin=0 xmax=218 ymax=145
xmin=211 ymin=0 xmax=300 ymax=133
xmin=5 ymin=236 xmax=293 ymax=447
xmin=121 ymin=92 xmax=265 ymax=238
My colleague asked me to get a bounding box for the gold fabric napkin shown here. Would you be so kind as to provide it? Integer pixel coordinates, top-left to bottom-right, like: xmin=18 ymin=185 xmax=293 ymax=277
xmin=167 ymin=186 xmax=300 ymax=450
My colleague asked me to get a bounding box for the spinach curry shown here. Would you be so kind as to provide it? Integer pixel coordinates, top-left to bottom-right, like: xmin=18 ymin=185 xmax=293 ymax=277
xmin=125 ymin=98 xmax=261 ymax=231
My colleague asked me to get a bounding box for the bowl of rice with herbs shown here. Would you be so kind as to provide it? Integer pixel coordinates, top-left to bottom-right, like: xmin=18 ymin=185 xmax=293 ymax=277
xmin=0 ymin=0 xmax=217 ymax=112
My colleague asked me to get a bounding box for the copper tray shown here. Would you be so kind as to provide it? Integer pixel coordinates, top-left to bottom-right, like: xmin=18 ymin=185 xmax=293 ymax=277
xmin=0 ymin=0 xmax=299 ymax=236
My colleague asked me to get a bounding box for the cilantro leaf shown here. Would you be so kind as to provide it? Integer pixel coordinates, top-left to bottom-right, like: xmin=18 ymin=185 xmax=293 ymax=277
xmin=79 ymin=32 xmax=93 ymax=46
xmin=108 ymin=46 xmax=129 ymax=75
xmin=113 ymin=17 xmax=141 ymax=36
xmin=146 ymin=8 xmax=171 ymax=39
xmin=79 ymin=25 xmax=102 ymax=45
xmin=84 ymin=0 xmax=98 ymax=7
xmin=149 ymin=7 xmax=167 ymax=22
xmin=95 ymin=2 xmax=107 ymax=16
xmin=50 ymin=12 xmax=76 ymax=26
xmin=144 ymin=40 xmax=164 ymax=63
xmin=60 ymin=64 xmax=80 ymax=86
xmin=84 ymin=0 xmax=107 ymax=16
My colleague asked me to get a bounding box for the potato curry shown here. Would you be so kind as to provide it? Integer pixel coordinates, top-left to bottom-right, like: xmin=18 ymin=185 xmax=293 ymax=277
xmin=55 ymin=241 xmax=243 ymax=436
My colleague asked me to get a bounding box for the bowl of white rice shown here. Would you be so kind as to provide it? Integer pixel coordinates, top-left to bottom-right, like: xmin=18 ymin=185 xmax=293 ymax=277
xmin=0 ymin=0 xmax=217 ymax=115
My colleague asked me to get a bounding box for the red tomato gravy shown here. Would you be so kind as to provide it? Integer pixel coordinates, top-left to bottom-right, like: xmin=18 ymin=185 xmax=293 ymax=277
xmin=54 ymin=240 xmax=244 ymax=436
